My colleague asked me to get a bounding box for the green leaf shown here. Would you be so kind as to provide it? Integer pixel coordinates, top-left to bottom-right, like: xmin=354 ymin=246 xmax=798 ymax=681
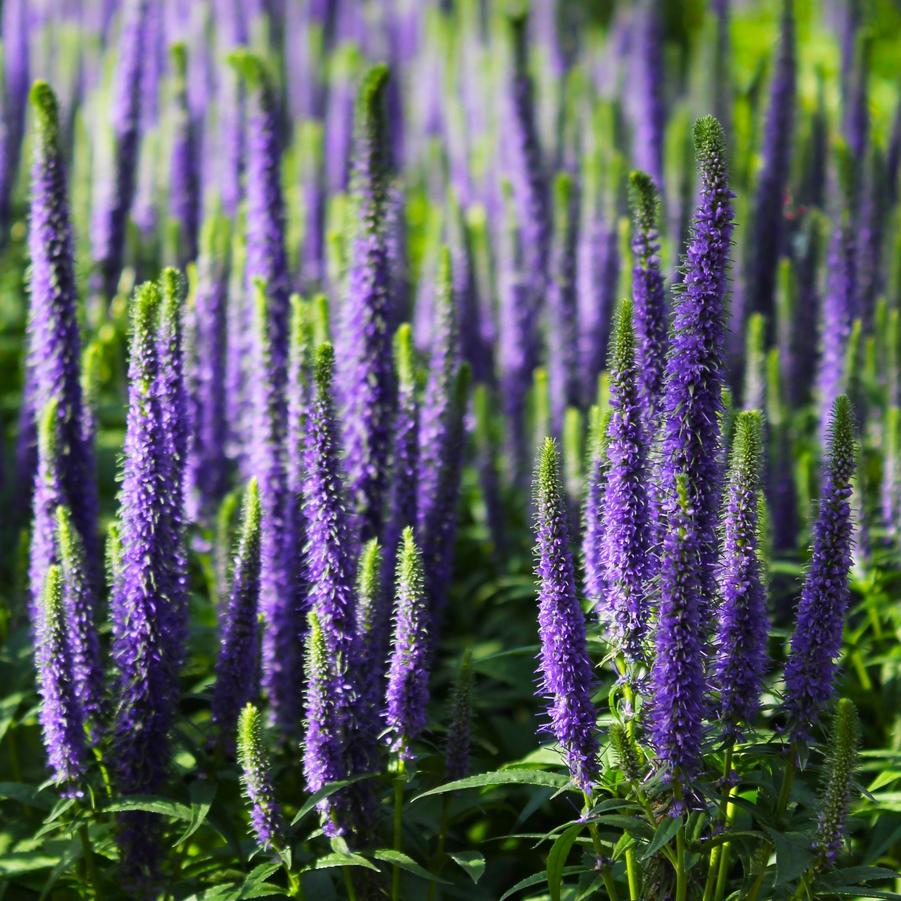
xmin=290 ymin=775 xmax=371 ymax=826
xmin=766 ymin=828 xmax=811 ymax=887
xmin=103 ymin=796 xmax=194 ymax=819
xmin=372 ymin=849 xmax=449 ymax=883
xmin=175 ymin=781 xmax=216 ymax=845
xmin=820 ymin=890 xmax=901 ymax=900
xmin=448 ymin=850 xmax=485 ymax=884
xmin=0 ymin=781 xmax=55 ymax=810
xmin=594 ymin=815 xmax=654 ymax=841
xmin=413 ymin=769 xmax=572 ymax=802
xmin=641 ymin=815 xmax=682 ymax=860
xmin=299 ymin=851 xmax=379 ymax=873
xmin=498 ymin=866 xmax=587 ymax=901
xmin=547 ymin=823 xmax=584 ymax=901
xmin=0 ymin=852 xmax=60 ymax=875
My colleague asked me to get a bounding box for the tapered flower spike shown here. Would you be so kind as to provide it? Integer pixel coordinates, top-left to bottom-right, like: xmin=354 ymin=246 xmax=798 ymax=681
xmin=156 ymin=268 xmax=189 ymax=678
xmin=110 ymin=281 xmax=175 ymax=885
xmin=237 ymin=703 xmax=286 ymax=851
xmin=784 ymin=396 xmax=857 ymax=737
xmin=35 ymin=564 xmax=86 ymax=797
xmin=659 ymin=115 xmax=734 ymax=611
xmin=29 ymin=399 xmax=64 ymax=627
xmin=356 ymin=539 xmax=386 ymax=713
xmin=632 ymin=0 xmax=666 ymax=191
xmin=91 ymin=0 xmax=149 ymax=300
xmin=231 ymin=50 xmax=291 ymax=378
xmin=212 ymin=479 xmax=263 ymax=750
xmin=302 ymin=609 xmax=351 ymax=836
xmin=628 ymin=170 xmax=667 ymax=434
xmin=383 ymin=323 xmax=420 ymax=613
xmin=417 ymin=247 xmax=458 ymax=536
xmin=186 ymin=210 xmax=231 ymax=521
xmin=27 ymin=81 xmax=99 ymax=587
xmin=714 ymin=411 xmax=769 ymax=740
xmin=533 ymin=438 xmax=599 ymax=792
xmin=582 ymin=405 xmax=612 ymax=610
xmin=601 ymin=299 xmax=651 ymax=663
xmin=340 ymin=63 xmax=395 ymax=542
xmin=55 ymin=506 xmax=105 ymax=733
xmin=169 ymin=43 xmax=200 ymax=265
xmin=0 ymin=0 xmax=29 ymax=238
xmin=742 ymin=0 xmax=796 ymax=335
xmin=251 ymin=280 xmax=298 ymax=731
xmin=812 ymin=698 xmax=860 ymax=870
xmin=445 ymin=649 xmax=474 ymax=781
xmin=547 ymin=171 xmax=581 ymax=437
xmin=650 ymin=471 xmax=706 ymax=785
xmin=385 ymin=527 xmax=432 ymax=762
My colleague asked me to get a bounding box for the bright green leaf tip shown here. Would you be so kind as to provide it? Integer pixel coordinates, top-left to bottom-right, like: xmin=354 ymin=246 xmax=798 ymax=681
xmin=628 ymin=170 xmax=658 ymax=230
xmin=30 ymin=80 xmax=60 ymax=137
xmin=693 ymin=114 xmax=726 ymax=159
xmin=315 ymin=341 xmax=335 ymax=392
xmin=133 ymin=280 xmax=162 ymax=337
xmin=227 ymin=49 xmax=270 ymax=88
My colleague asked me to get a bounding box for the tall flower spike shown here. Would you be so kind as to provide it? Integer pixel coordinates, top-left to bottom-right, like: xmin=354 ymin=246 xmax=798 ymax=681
xmin=156 ymin=268 xmax=189 ymax=679
xmin=714 ymin=411 xmax=768 ymax=739
xmin=251 ymin=280 xmax=298 ymax=731
xmin=29 ymin=399 xmax=64 ymax=627
xmin=784 ymin=396 xmax=856 ymax=737
xmin=632 ymin=0 xmax=665 ymax=191
xmin=741 ymin=0 xmax=796 ymax=335
xmin=649 ymin=471 xmax=706 ymax=783
xmin=212 ymin=479 xmax=263 ymax=750
xmin=231 ymin=51 xmax=291 ymax=377
xmin=533 ymin=439 xmax=599 ymax=792
xmin=35 ymin=565 xmax=86 ymax=797
xmin=169 ymin=43 xmax=200 ymax=265
xmin=0 ymin=0 xmax=29 ymax=238
xmin=55 ymin=506 xmax=105 ymax=733
xmin=601 ymin=299 xmax=651 ymax=663
xmin=659 ymin=115 xmax=734 ymax=611
xmin=237 ymin=703 xmax=286 ymax=851
xmin=356 ymin=539 xmax=386 ymax=716
xmin=27 ymin=81 xmax=99 ymax=584
xmin=444 ymin=649 xmax=474 ymax=781
xmin=417 ymin=248 xmax=458 ymax=548
xmin=628 ymin=170 xmax=667 ymax=434
xmin=385 ymin=527 xmax=431 ymax=761
xmin=547 ymin=171 xmax=581 ymax=437
xmin=582 ymin=405 xmax=612 ymax=611
xmin=186 ymin=209 xmax=231 ymax=521
xmin=382 ymin=323 xmax=420 ymax=617
xmin=302 ymin=610 xmax=351 ymax=836
xmin=812 ymin=698 xmax=860 ymax=870
xmin=340 ymin=63 xmax=395 ymax=542
xmin=91 ymin=0 xmax=149 ymax=300
xmin=110 ymin=281 xmax=173 ymax=885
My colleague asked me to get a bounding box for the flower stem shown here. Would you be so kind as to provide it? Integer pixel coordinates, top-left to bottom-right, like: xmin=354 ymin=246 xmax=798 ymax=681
xmin=78 ymin=824 xmax=103 ymax=900
xmin=392 ymin=760 xmax=406 ymax=901
xmin=583 ymin=792 xmax=620 ymax=901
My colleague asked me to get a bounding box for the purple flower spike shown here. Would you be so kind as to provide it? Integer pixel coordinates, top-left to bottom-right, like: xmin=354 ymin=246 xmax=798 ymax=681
xmin=341 ymin=63 xmax=395 ymax=542
xmin=213 ymin=479 xmax=263 ymax=751
xmin=55 ymin=506 xmax=105 ymax=735
xmin=444 ymin=650 xmax=474 ymax=781
xmin=650 ymin=471 xmax=706 ymax=782
xmin=302 ymin=610 xmax=351 ymax=837
xmin=237 ymin=703 xmax=286 ymax=851
xmin=582 ymin=406 xmax=612 ymax=611
xmin=111 ymin=281 xmax=173 ymax=887
xmin=186 ymin=211 xmax=231 ymax=521
xmin=742 ymin=0 xmax=796 ymax=334
xmin=27 ymin=81 xmax=99 ymax=585
xmin=251 ymin=280 xmax=298 ymax=732
xmin=91 ymin=0 xmax=149 ymax=300
xmin=660 ymin=115 xmax=734 ymax=611
xmin=714 ymin=411 xmax=768 ymax=740
xmin=784 ymin=396 xmax=856 ymax=738
xmin=601 ymin=299 xmax=651 ymax=663
xmin=0 ymin=0 xmax=29 ymax=239
xmin=547 ymin=172 xmax=581 ymax=437
xmin=231 ymin=51 xmax=291 ymax=377
xmin=35 ymin=565 xmax=86 ymax=798
xmin=169 ymin=43 xmax=200 ymax=265
xmin=385 ymin=527 xmax=432 ymax=762
xmin=383 ymin=324 xmax=420 ymax=618
xmin=533 ymin=438 xmax=599 ymax=792
xmin=628 ymin=171 xmax=668 ymax=435
xmin=632 ymin=0 xmax=666 ymax=191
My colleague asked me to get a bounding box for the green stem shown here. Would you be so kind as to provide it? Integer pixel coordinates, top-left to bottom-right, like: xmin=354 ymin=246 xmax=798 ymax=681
xmin=624 ymin=846 xmax=640 ymax=900
xmin=583 ymin=792 xmax=620 ymax=901
xmin=427 ymin=796 xmax=450 ymax=901
xmin=342 ymin=866 xmax=359 ymax=901
xmin=703 ymin=746 xmax=734 ymax=901
xmin=79 ymin=824 xmax=103 ymax=900
xmin=392 ymin=761 xmax=406 ymax=901
xmin=675 ymin=822 xmax=687 ymax=901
